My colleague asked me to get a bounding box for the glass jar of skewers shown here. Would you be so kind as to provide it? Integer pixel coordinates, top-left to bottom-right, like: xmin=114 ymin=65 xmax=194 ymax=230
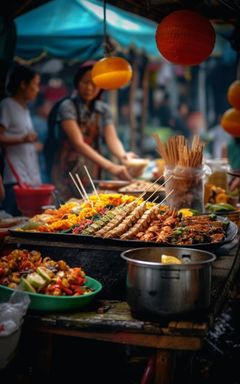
xmin=153 ymin=133 xmax=206 ymax=212
xmin=164 ymin=165 xmax=206 ymax=212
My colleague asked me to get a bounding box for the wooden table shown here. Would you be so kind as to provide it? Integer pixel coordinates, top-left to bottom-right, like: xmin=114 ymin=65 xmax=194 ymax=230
xmin=3 ymin=235 xmax=240 ymax=383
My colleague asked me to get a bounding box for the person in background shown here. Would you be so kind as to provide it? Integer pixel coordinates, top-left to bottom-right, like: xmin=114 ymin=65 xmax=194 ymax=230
xmin=0 ymin=65 xmax=42 ymax=215
xmin=157 ymin=91 xmax=173 ymax=128
xmin=31 ymin=94 xmax=53 ymax=183
xmin=223 ymin=137 xmax=240 ymax=170
xmin=187 ymin=111 xmax=206 ymax=139
xmin=207 ymin=115 xmax=231 ymax=159
xmin=49 ymin=60 xmax=137 ymax=201
xmin=172 ymin=100 xmax=191 ymax=138
xmin=223 ymin=136 xmax=240 ymax=197
xmin=229 ymin=176 xmax=240 ymax=192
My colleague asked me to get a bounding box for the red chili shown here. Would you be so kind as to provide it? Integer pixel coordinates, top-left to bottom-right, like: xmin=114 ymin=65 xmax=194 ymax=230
xmin=56 ymin=278 xmax=73 ymax=295
xmin=61 ymin=286 xmax=73 ymax=295
xmin=73 ymin=289 xmax=84 ymax=296
xmin=47 ymin=284 xmax=61 ymax=292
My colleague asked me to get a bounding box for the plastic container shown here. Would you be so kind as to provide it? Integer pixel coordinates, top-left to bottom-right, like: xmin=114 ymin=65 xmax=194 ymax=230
xmin=164 ymin=165 xmax=205 ymax=212
xmin=0 ymin=327 xmax=22 ymax=369
xmin=0 ymin=291 xmax=30 ymax=369
xmin=13 ymin=184 xmax=55 ymax=217
xmin=205 ymin=158 xmax=230 ymax=190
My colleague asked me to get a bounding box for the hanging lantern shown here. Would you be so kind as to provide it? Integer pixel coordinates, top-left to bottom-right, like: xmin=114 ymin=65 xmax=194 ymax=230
xmin=92 ymin=1 xmax=133 ymax=90
xmin=227 ymin=80 xmax=240 ymax=109
xmin=155 ymin=10 xmax=216 ymax=66
xmin=221 ymin=108 xmax=240 ymax=137
xmin=92 ymin=57 xmax=132 ymax=90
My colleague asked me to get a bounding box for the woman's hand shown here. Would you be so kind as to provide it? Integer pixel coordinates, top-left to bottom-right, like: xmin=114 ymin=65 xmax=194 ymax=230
xmin=108 ymin=163 xmax=132 ymax=181
xmin=229 ymin=176 xmax=240 ymax=192
xmin=34 ymin=141 xmax=44 ymax=152
xmin=22 ymin=132 xmax=38 ymax=143
xmin=121 ymin=152 xmax=138 ymax=163
xmin=125 ymin=152 xmax=138 ymax=159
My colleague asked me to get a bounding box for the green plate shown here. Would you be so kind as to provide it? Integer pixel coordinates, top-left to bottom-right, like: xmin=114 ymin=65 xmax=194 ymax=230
xmin=0 ymin=276 xmax=102 ymax=312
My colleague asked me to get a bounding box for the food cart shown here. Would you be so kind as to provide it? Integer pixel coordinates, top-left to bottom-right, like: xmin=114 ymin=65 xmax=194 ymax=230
xmin=1 ymin=226 xmax=240 ymax=383
xmin=0 ymin=168 xmax=239 ymax=383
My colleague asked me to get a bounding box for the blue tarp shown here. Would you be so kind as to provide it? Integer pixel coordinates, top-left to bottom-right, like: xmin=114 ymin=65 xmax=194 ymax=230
xmin=15 ymin=0 xmax=160 ymax=60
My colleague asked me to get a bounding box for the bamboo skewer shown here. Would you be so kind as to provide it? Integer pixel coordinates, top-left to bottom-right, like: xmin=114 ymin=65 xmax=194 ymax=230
xmin=75 ymin=173 xmax=94 ymax=208
xmin=151 ymin=175 xmax=174 ymax=203
xmin=136 ymin=173 xmax=164 ymax=202
xmin=75 ymin=174 xmax=89 ymax=201
xmin=69 ymin=172 xmax=87 ymax=202
xmin=153 ymin=133 xmax=204 ymax=168
xmin=144 ymin=175 xmax=173 ymax=203
xmin=156 ymin=188 xmax=175 ymax=206
xmin=152 ymin=133 xmax=169 ymax=164
xmin=83 ymin=165 xmax=100 ymax=200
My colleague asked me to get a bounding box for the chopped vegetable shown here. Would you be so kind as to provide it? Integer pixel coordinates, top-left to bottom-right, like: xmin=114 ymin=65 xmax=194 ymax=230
xmin=0 ymin=249 xmax=92 ymax=297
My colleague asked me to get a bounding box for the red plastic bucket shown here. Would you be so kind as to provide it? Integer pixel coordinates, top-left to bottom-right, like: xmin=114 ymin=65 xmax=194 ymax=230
xmin=13 ymin=184 xmax=55 ymax=217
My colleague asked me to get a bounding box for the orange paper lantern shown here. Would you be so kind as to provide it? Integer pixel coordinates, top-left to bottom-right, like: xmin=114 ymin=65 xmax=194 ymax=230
xmin=221 ymin=108 xmax=240 ymax=137
xmin=92 ymin=57 xmax=132 ymax=90
xmin=155 ymin=10 xmax=216 ymax=66
xmin=227 ymin=80 xmax=240 ymax=109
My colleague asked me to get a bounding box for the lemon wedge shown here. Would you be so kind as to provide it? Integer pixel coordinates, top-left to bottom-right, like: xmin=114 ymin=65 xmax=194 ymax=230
xmin=178 ymin=208 xmax=194 ymax=217
xmin=161 ymin=255 xmax=182 ymax=264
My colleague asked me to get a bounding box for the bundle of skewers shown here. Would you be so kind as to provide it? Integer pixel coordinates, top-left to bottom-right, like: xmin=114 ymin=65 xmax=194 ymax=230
xmin=152 ymin=134 xmax=205 ymax=211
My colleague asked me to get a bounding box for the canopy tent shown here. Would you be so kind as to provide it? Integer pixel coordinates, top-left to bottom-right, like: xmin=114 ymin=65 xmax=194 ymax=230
xmin=15 ymin=0 xmax=160 ymax=61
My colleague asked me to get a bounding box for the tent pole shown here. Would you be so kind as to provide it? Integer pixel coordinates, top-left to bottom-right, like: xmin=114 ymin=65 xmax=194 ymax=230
xmin=140 ymin=61 xmax=149 ymax=155
xmin=129 ymin=58 xmax=138 ymax=152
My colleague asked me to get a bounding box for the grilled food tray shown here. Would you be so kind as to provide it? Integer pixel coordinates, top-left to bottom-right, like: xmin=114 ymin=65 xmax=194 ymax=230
xmin=9 ymin=218 xmax=238 ymax=251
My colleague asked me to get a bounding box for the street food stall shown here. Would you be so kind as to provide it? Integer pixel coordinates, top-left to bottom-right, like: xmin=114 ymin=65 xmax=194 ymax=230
xmin=1 ymin=1 xmax=240 ymax=382
xmin=0 ymin=134 xmax=240 ymax=382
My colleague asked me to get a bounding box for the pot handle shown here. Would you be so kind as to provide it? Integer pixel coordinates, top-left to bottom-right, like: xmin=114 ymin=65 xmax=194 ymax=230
xmin=181 ymin=254 xmax=192 ymax=263
xmin=160 ymin=270 xmax=180 ymax=279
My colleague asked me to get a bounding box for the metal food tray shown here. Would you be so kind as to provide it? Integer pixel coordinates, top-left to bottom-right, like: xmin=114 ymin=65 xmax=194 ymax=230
xmin=9 ymin=219 xmax=238 ymax=251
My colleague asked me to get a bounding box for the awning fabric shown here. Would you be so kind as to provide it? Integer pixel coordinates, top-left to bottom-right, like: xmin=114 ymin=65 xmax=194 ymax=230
xmin=15 ymin=0 xmax=160 ymax=60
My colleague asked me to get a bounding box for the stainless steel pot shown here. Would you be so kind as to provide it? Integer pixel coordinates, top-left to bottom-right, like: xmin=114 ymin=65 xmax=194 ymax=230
xmin=121 ymin=247 xmax=216 ymax=318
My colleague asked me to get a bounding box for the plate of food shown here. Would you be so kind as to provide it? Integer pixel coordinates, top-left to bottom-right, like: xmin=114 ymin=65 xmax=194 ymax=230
xmin=0 ymin=217 xmax=28 ymax=239
xmin=0 ymin=217 xmax=27 ymax=228
xmin=124 ymin=158 xmax=150 ymax=178
xmin=0 ymin=249 xmax=102 ymax=311
xmin=0 ymin=277 xmax=102 ymax=311
xmin=93 ymin=180 xmax=130 ymax=191
xmin=119 ymin=180 xmax=165 ymax=202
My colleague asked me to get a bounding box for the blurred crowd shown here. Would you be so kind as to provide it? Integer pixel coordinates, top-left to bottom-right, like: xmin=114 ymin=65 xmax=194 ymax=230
xmin=0 ymin=57 xmax=239 ymax=218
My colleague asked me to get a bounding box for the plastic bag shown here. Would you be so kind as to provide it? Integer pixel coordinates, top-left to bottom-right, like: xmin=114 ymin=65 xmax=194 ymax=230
xmin=0 ymin=291 xmax=30 ymax=336
xmin=0 ymin=291 xmax=30 ymax=369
